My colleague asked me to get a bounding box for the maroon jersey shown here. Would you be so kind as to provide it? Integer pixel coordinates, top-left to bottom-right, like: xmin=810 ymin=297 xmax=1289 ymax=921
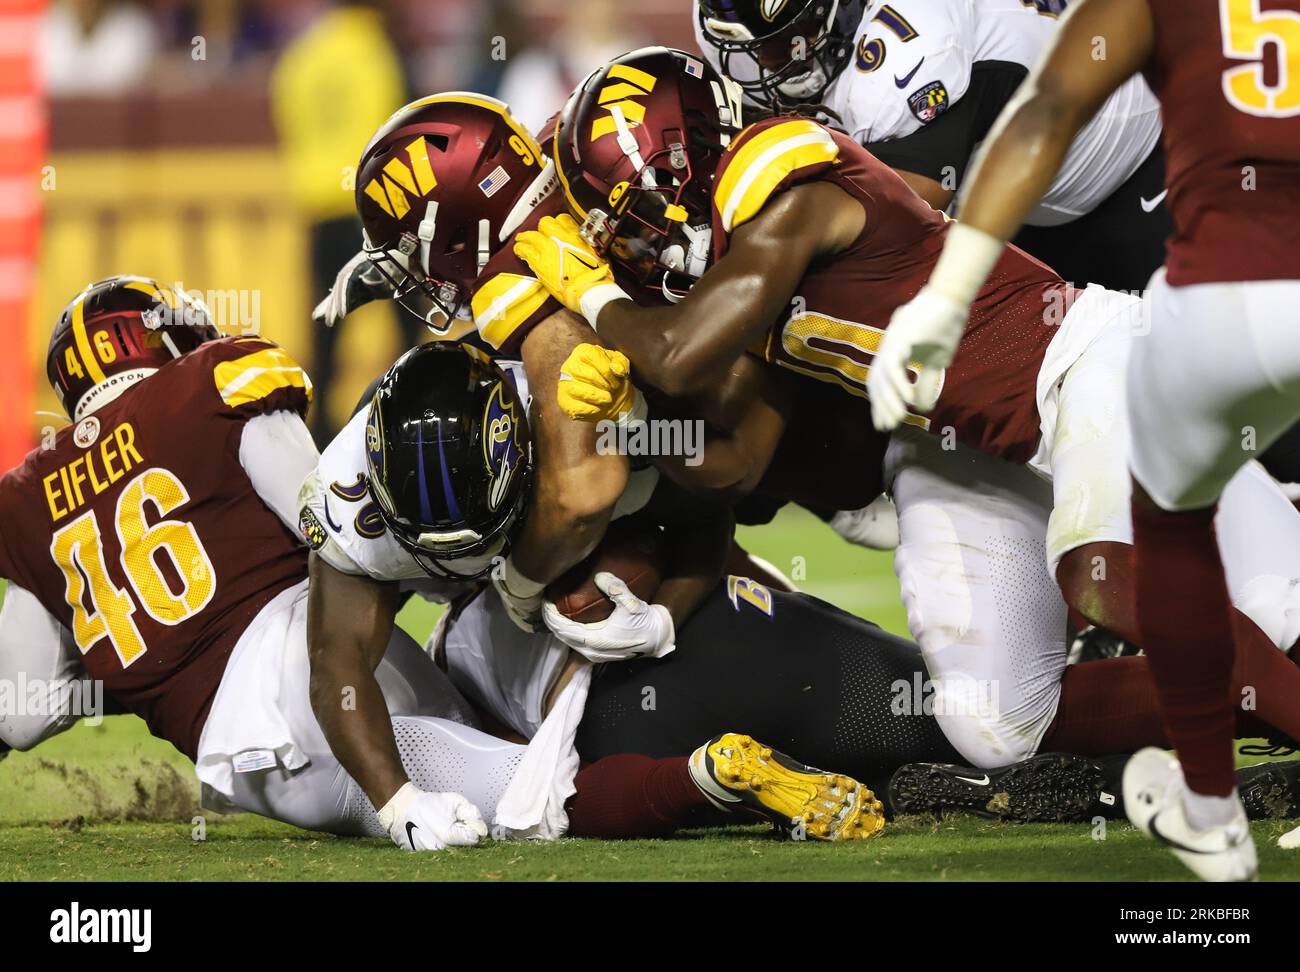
xmin=0 ymin=338 xmax=311 ymax=759
xmin=710 ymin=117 xmax=1072 ymax=463
xmin=469 ymin=187 xmax=567 ymax=356
xmin=1145 ymin=0 xmax=1300 ymax=284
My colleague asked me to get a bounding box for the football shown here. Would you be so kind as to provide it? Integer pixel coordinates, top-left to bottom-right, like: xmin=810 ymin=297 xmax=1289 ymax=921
xmin=545 ymin=519 xmax=667 ymax=622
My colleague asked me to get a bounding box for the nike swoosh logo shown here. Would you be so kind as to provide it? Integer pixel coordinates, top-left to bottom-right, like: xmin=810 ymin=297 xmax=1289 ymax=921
xmin=955 ymin=773 xmax=990 ymax=786
xmin=405 ymin=821 xmax=419 ymax=849
xmin=322 ymin=494 xmax=342 ymax=532
xmin=1147 ymin=811 xmax=1219 ymax=856
xmin=1140 ymin=189 xmax=1168 ymax=213
xmin=895 ymin=57 xmax=925 ymax=88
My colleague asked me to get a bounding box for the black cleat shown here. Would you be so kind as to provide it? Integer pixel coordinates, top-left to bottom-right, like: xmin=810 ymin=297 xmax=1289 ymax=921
xmin=1238 ymin=759 xmax=1300 ymax=820
xmin=888 ymin=753 xmax=1113 ymax=823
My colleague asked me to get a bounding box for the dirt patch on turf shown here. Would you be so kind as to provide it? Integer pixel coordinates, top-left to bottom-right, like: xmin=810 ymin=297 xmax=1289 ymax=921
xmin=33 ymin=757 xmax=201 ymax=825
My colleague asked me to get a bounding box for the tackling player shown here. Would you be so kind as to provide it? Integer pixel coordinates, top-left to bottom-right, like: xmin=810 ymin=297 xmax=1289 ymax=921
xmin=507 ymin=47 xmax=1300 ymax=774
xmin=691 ymin=0 xmax=1170 ymax=291
xmin=863 ymin=0 xmax=1300 ymax=880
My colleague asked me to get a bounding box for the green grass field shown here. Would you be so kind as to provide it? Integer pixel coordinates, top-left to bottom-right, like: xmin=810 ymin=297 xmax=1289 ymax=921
xmin=3 ymin=507 xmax=1299 ymax=881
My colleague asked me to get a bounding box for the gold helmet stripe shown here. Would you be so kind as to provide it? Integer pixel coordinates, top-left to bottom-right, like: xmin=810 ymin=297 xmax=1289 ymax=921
xmin=70 ymin=293 xmax=107 ymax=384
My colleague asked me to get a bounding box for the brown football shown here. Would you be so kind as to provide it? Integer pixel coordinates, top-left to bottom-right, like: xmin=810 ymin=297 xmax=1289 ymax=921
xmin=545 ymin=519 xmax=667 ymax=623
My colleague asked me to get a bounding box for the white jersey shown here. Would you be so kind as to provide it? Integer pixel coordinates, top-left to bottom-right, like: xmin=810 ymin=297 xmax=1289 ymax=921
xmin=694 ymin=0 xmax=1162 ymax=226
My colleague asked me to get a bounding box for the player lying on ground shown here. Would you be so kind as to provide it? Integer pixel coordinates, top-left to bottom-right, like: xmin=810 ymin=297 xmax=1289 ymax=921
xmin=0 ymin=276 xmax=883 ymax=850
xmin=863 ymin=0 xmax=1300 ymax=880
xmin=506 ymin=46 xmax=1300 ymax=768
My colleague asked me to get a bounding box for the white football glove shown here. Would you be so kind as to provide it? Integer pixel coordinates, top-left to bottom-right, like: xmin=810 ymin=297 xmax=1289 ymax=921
xmin=491 ymin=555 xmax=546 ymax=632
xmin=377 ymin=782 xmax=489 ymax=852
xmin=542 ymin=571 xmax=676 ymax=663
xmin=312 ymin=249 xmax=395 ymax=328
xmin=827 ymin=494 xmax=900 ymax=550
xmin=866 ymin=285 xmax=968 ymax=432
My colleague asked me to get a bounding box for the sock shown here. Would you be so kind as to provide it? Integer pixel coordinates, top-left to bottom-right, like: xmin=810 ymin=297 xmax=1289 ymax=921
xmin=565 ymin=754 xmax=709 ymax=838
xmin=1131 ymin=494 xmax=1237 ymax=797
xmin=1183 ymin=788 xmax=1241 ymax=831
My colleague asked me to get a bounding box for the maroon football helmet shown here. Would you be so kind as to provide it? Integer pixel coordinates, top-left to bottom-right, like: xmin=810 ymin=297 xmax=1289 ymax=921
xmin=553 ymin=47 xmax=744 ymax=298
xmin=355 ymin=93 xmax=555 ymax=331
xmin=47 ymin=275 xmax=220 ymax=420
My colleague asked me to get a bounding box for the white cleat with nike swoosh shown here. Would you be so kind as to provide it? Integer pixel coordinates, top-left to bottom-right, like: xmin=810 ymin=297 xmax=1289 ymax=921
xmin=1123 ymin=747 xmax=1257 ymax=882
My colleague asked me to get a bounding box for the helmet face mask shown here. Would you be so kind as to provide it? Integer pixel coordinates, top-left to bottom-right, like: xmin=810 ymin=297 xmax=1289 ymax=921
xmin=555 ymin=49 xmax=744 ymax=299
xmin=580 ymin=146 xmax=712 ymax=289
xmin=355 ymin=93 xmax=553 ymax=333
xmin=363 ymin=344 xmax=533 ymax=582
xmin=700 ymin=0 xmax=860 ymax=109
xmin=361 ymin=232 xmax=468 ymax=333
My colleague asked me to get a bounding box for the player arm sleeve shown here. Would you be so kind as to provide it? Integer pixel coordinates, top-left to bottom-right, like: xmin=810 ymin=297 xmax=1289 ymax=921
xmin=865 ymin=61 xmax=1030 ymax=187
xmin=239 ymin=410 xmax=322 ymax=534
xmin=0 ymin=585 xmax=90 ymax=750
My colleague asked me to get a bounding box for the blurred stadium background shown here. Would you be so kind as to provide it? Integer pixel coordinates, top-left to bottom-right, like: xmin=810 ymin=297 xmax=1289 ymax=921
xmin=6 ymin=0 xmax=702 ymax=462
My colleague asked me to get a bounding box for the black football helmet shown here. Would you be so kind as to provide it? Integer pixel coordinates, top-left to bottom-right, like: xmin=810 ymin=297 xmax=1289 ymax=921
xmin=364 ymin=343 xmax=531 ymax=580
xmin=698 ymin=0 xmax=863 ymax=109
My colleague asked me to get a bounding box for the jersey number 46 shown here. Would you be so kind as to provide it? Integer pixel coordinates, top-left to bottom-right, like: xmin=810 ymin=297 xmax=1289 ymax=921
xmin=50 ymin=467 xmax=216 ymax=668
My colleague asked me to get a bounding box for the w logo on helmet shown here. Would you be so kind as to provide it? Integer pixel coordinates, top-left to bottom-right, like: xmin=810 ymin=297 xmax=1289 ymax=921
xmin=591 ymin=64 xmax=659 ymax=142
xmin=362 ymin=136 xmax=440 ymax=220
xmin=761 ymin=0 xmax=792 ymax=21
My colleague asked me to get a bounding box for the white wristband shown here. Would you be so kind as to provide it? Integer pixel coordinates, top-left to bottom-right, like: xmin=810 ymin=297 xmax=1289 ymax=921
xmin=579 ymin=282 xmax=631 ymax=333
xmin=928 ymin=222 xmax=1006 ymax=307
xmin=619 ymin=387 xmax=648 ymax=425
xmin=377 ymin=781 xmax=416 ymax=831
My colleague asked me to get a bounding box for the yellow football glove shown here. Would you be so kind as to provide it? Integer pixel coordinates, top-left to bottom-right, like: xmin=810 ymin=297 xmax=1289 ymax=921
xmin=513 ymin=214 xmax=630 ymax=330
xmin=557 ymin=343 xmax=643 ymax=423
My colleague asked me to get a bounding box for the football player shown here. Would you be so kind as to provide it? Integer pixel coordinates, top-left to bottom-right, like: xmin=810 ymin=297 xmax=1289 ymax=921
xmin=691 ymin=0 xmax=1169 ymax=292
xmin=313 ymin=93 xmax=638 ymax=636
xmin=864 ymin=0 xmax=1300 ymax=880
xmin=509 ymin=47 xmax=1300 ymax=774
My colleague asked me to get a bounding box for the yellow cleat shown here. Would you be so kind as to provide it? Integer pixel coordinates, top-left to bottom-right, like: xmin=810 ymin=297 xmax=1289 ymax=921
xmin=689 ymin=732 xmax=886 ymax=841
